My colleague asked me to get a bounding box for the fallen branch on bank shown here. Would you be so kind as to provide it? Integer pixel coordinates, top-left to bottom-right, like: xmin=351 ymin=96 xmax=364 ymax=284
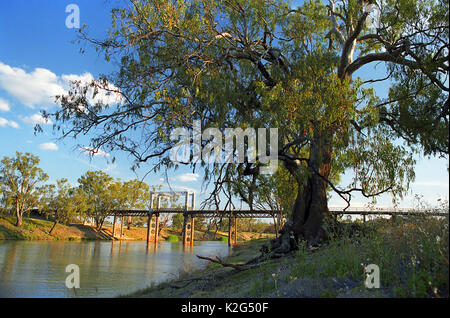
xmin=169 ymin=268 xmax=238 ymax=289
xmin=196 ymin=254 xmax=267 ymax=271
xmin=170 ymin=277 xmax=205 ymax=289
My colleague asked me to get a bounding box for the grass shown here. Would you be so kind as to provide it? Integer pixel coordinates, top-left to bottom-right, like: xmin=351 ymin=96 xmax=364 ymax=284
xmin=166 ymin=234 xmax=179 ymax=242
xmin=0 ymin=215 xmax=119 ymax=241
xmin=124 ymin=210 xmax=448 ymax=298
xmin=290 ymin=214 xmax=449 ymax=297
xmin=0 ymin=215 xmax=277 ymax=243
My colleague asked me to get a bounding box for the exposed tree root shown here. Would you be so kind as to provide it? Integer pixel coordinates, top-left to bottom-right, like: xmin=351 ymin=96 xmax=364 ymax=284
xmin=170 ymin=277 xmax=204 ymax=289
xmin=169 ymin=269 xmax=233 ymax=289
xmin=196 ymin=255 xmax=268 ymax=272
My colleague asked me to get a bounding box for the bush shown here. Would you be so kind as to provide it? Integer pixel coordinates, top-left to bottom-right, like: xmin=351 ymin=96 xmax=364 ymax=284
xmin=218 ymin=236 xmax=228 ymax=242
xmin=293 ymin=212 xmax=449 ymax=297
xmin=166 ymin=234 xmax=179 ymax=242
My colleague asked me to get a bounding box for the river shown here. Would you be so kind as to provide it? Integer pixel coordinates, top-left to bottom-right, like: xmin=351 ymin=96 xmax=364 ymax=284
xmin=0 ymin=240 xmax=231 ymax=297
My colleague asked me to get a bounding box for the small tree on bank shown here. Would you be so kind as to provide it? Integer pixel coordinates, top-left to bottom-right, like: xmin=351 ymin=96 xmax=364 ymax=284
xmin=0 ymin=152 xmax=48 ymax=227
xmin=41 ymin=178 xmax=84 ymax=235
xmin=78 ymin=170 xmax=114 ymax=229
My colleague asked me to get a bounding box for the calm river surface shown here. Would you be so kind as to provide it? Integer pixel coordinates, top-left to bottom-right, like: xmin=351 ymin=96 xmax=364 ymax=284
xmin=0 ymin=240 xmax=231 ymax=297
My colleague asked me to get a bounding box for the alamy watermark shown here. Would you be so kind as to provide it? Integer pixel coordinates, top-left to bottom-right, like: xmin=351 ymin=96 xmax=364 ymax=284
xmin=65 ymin=4 xmax=80 ymax=29
xmin=65 ymin=264 xmax=80 ymax=289
xmin=170 ymin=121 xmax=278 ymax=174
xmin=365 ymin=3 xmax=381 ymax=29
xmin=364 ymin=264 xmax=380 ymax=289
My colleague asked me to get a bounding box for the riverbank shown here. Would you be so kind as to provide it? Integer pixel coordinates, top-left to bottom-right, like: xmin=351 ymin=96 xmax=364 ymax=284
xmin=123 ymin=215 xmax=449 ymax=298
xmin=0 ymin=216 xmax=275 ymax=242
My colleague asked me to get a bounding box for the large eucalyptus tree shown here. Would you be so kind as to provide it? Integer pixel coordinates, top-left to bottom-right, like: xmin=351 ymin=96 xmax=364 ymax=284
xmin=42 ymin=0 xmax=448 ymax=253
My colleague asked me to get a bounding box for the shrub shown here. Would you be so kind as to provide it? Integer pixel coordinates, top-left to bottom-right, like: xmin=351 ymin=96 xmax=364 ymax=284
xmin=166 ymin=234 xmax=179 ymax=242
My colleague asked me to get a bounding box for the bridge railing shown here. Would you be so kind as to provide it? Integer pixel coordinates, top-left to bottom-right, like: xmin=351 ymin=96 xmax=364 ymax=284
xmin=107 ymin=208 xmax=448 ymax=217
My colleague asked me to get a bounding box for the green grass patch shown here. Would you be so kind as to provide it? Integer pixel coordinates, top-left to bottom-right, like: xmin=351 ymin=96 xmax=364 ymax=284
xmin=166 ymin=234 xmax=179 ymax=242
xmin=292 ymin=215 xmax=449 ymax=297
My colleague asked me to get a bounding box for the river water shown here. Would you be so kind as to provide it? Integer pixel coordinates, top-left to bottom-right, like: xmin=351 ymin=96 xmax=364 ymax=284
xmin=0 ymin=240 xmax=231 ymax=297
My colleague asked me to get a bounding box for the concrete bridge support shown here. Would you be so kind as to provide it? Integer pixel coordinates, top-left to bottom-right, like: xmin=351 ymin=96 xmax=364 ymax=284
xmin=120 ymin=216 xmax=124 ymax=240
xmin=228 ymin=216 xmax=237 ymax=246
xmin=146 ymin=193 xmax=162 ymax=244
xmin=182 ymin=214 xmax=195 ymax=246
xmin=112 ymin=215 xmax=117 ymax=238
xmin=182 ymin=191 xmax=195 ymax=246
xmin=146 ymin=213 xmax=160 ymax=243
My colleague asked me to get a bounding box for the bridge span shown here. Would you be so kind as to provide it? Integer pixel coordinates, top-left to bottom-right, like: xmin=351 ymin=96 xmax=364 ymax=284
xmin=106 ymin=191 xmax=447 ymax=246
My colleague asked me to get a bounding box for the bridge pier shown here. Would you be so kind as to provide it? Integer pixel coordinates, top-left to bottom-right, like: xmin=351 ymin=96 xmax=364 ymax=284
xmin=146 ymin=213 xmax=151 ymax=243
xmin=182 ymin=214 xmax=195 ymax=246
xmin=228 ymin=216 xmax=237 ymax=246
xmin=112 ymin=215 xmax=117 ymax=238
xmin=120 ymin=216 xmax=124 ymax=240
xmin=146 ymin=213 xmax=160 ymax=243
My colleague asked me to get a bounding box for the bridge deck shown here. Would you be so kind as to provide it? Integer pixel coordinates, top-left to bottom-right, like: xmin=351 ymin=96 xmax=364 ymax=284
xmin=107 ymin=209 xmax=448 ymax=218
xmin=107 ymin=209 xmax=279 ymax=218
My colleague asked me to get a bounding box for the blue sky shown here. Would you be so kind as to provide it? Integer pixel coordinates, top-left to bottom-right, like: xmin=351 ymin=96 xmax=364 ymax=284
xmin=0 ymin=1 xmax=448 ymax=210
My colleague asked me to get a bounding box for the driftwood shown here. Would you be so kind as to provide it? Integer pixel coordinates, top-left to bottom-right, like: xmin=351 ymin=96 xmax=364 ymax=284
xmin=196 ymin=255 xmax=268 ymax=272
xmin=169 ymin=268 xmax=236 ymax=289
xmin=170 ymin=277 xmax=205 ymax=289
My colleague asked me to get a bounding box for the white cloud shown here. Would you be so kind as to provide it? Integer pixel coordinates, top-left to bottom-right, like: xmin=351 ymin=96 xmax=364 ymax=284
xmin=22 ymin=113 xmax=52 ymax=125
xmin=80 ymin=146 xmax=110 ymax=157
xmin=104 ymin=163 xmax=118 ymax=172
xmin=0 ymin=62 xmax=123 ymax=109
xmin=8 ymin=121 xmax=19 ymax=129
xmin=0 ymin=117 xmax=19 ymax=128
xmin=0 ymin=62 xmax=65 ymax=108
xmin=411 ymin=181 xmax=449 ymax=188
xmin=169 ymin=185 xmax=197 ymax=193
xmin=39 ymin=142 xmax=59 ymax=151
xmin=61 ymin=73 xmax=123 ymax=106
xmin=0 ymin=98 xmax=10 ymax=111
xmin=172 ymin=173 xmax=200 ymax=182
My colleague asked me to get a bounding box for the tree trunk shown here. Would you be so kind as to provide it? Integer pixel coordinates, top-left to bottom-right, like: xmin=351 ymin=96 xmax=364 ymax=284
xmin=268 ymin=134 xmax=334 ymax=254
xmin=49 ymin=220 xmax=58 ymax=235
xmin=15 ymin=198 xmax=22 ymax=227
xmin=127 ymin=216 xmax=131 ymax=230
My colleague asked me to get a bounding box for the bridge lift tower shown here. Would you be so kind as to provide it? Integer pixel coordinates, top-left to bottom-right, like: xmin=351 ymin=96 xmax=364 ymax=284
xmin=146 ymin=191 xmax=195 ymax=245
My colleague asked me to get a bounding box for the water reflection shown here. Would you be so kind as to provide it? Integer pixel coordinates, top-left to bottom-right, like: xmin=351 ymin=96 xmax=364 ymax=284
xmin=0 ymin=240 xmax=230 ymax=298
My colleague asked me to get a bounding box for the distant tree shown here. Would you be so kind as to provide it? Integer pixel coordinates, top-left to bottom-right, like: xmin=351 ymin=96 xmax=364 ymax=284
xmin=0 ymin=152 xmax=48 ymax=227
xmin=171 ymin=213 xmax=184 ymax=229
xmin=42 ymin=178 xmax=84 ymax=235
xmin=77 ymin=170 xmax=114 ymax=229
xmin=121 ymin=179 xmax=152 ymax=229
xmin=71 ymin=187 xmax=89 ymax=224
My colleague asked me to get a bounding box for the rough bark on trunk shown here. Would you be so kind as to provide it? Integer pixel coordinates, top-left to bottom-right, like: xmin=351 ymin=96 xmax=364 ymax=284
xmin=15 ymin=198 xmax=22 ymax=227
xmin=268 ymin=134 xmax=334 ymax=255
xmin=15 ymin=211 xmax=22 ymax=227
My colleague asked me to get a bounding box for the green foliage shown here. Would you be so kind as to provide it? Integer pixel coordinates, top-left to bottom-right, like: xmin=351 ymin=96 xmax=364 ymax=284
xmin=166 ymin=234 xmax=179 ymax=242
xmin=218 ymin=236 xmax=228 ymax=242
xmin=293 ymin=210 xmax=449 ymax=297
xmin=77 ymin=171 xmax=156 ymax=229
xmin=171 ymin=213 xmax=184 ymax=229
xmin=78 ymin=170 xmax=115 ymax=228
xmin=38 ymin=0 xmax=446 ymax=234
xmin=377 ymin=0 xmax=449 ymax=157
xmin=0 ymin=152 xmax=49 ymax=226
xmin=41 ymin=179 xmax=84 ymax=230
